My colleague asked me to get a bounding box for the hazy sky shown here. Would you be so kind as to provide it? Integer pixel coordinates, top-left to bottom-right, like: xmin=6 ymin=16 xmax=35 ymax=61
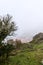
xmin=0 ymin=0 xmax=43 ymax=41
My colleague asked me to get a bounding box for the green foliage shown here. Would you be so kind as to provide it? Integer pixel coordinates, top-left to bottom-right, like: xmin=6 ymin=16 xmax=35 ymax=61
xmin=9 ymin=49 xmax=43 ymax=65
xmin=8 ymin=34 xmax=43 ymax=65
xmin=0 ymin=14 xmax=17 ymax=42
xmin=0 ymin=14 xmax=17 ymax=64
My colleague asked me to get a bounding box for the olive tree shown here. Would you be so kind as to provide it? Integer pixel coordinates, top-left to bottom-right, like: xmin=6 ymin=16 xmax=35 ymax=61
xmin=0 ymin=14 xmax=17 ymax=63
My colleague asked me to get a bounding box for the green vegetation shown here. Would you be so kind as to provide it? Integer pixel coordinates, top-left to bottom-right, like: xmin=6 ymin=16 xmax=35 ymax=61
xmin=8 ymin=48 xmax=43 ymax=65
xmin=0 ymin=14 xmax=43 ymax=65
xmin=0 ymin=14 xmax=17 ymax=65
xmin=7 ymin=33 xmax=43 ymax=65
xmin=3 ymin=40 xmax=43 ymax=65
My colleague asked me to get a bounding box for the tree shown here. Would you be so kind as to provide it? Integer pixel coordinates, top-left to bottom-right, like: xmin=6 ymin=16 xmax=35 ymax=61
xmin=0 ymin=14 xmax=17 ymax=64
xmin=15 ymin=39 xmax=22 ymax=49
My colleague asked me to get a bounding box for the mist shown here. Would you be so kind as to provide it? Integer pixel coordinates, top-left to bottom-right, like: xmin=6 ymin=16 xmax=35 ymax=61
xmin=0 ymin=0 xmax=43 ymax=42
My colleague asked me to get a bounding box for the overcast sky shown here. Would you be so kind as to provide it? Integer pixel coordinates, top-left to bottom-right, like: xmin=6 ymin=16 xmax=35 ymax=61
xmin=0 ymin=0 xmax=43 ymax=42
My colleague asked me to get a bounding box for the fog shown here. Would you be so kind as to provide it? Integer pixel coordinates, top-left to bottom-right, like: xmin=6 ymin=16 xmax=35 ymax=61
xmin=0 ymin=0 xmax=43 ymax=42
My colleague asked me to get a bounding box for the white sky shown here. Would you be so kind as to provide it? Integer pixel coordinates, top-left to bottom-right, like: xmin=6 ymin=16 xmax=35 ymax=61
xmin=0 ymin=0 xmax=43 ymax=41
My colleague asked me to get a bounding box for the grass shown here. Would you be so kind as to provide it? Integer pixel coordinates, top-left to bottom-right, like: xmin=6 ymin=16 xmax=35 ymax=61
xmin=4 ymin=42 xmax=43 ymax=65
xmin=33 ymin=43 xmax=43 ymax=49
xmin=9 ymin=49 xmax=43 ymax=65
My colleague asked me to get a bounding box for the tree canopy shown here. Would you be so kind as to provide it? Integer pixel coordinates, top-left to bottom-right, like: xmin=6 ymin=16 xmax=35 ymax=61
xmin=0 ymin=14 xmax=17 ymax=64
xmin=0 ymin=14 xmax=17 ymax=43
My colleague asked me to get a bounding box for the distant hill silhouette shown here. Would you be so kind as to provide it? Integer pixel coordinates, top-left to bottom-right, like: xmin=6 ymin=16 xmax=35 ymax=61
xmin=30 ymin=33 xmax=43 ymax=43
